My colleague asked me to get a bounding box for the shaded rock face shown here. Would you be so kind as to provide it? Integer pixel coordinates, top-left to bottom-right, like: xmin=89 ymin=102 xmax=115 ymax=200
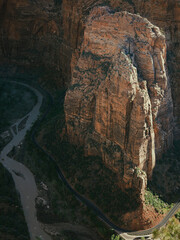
xmin=64 ymin=7 xmax=173 ymax=189
xmin=0 ymin=0 xmax=63 ymax=86
xmin=61 ymin=0 xmax=109 ymax=81
xmin=0 ymin=0 xmax=179 ymax=135
xmin=0 ymin=0 xmax=106 ymax=85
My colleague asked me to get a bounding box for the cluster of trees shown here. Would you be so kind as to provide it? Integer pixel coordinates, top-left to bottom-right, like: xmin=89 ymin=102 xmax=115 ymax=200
xmin=110 ymin=214 xmax=180 ymax=240
xmin=153 ymin=217 xmax=180 ymax=240
xmin=111 ymin=234 xmax=121 ymax=240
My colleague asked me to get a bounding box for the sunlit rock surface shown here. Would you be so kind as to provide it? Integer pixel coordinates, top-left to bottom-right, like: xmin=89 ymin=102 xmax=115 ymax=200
xmin=64 ymin=7 xmax=173 ymax=189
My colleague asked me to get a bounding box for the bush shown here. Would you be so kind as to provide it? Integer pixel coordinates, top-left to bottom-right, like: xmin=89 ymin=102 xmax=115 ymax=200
xmin=145 ymin=189 xmax=171 ymax=213
xmin=153 ymin=217 xmax=180 ymax=239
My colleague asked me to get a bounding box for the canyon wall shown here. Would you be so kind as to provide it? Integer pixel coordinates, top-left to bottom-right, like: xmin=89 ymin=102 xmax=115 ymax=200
xmin=0 ymin=0 xmax=178 ymax=230
xmin=0 ymin=0 xmax=63 ymax=86
xmin=0 ymin=0 xmax=179 ymax=135
xmin=64 ymin=7 xmax=173 ymax=190
xmin=62 ymin=0 xmax=180 ymax=138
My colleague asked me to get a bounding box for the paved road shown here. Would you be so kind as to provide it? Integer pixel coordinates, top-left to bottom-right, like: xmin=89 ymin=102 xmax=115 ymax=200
xmin=32 ymin=87 xmax=180 ymax=240
xmin=1 ymin=81 xmax=179 ymax=240
xmin=0 ymin=81 xmax=51 ymax=240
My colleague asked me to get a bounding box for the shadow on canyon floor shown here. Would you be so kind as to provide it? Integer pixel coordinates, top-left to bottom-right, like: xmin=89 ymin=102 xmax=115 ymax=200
xmin=28 ymin=87 xmax=169 ymax=231
xmin=2 ymin=66 xmax=179 ymax=236
xmin=0 ymin=80 xmax=37 ymax=132
xmin=148 ymin=140 xmax=180 ymax=204
xmin=0 ymin=163 xmax=29 ymax=240
xmin=6 ymin=81 xmax=110 ymax=240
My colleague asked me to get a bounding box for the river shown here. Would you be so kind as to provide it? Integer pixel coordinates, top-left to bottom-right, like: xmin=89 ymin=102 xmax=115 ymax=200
xmin=0 ymin=81 xmax=51 ymax=240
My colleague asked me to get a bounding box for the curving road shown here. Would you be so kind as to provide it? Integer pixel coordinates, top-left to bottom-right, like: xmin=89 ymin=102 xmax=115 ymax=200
xmin=0 ymin=80 xmax=179 ymax=240
xmin=0 ymin=81 xmax=51 ymax=240
xmin=31 ymin=85 xmax=180 ymax=240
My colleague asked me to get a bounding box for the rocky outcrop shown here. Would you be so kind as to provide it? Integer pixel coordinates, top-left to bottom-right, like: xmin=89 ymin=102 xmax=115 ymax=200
xmin=0 ymin=0 xmax=107 ymax=85
xmin=0 ymin=0 xmax=179 ymax=135
xmin=109 ymin=0 xmax=180 ymax=140
xmin=0 ymin=0 xmax=177 ymax=203
xmin=62 ymin=0 xmax=180 ymax=138
xmin=64 ymin=7 xmax=173 ymax=190
xmin=61 ymin=0 xmax=109 ymax=82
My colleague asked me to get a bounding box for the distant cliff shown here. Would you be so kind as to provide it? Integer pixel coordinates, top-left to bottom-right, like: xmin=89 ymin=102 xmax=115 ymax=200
xmin=0 ymin=0 xmax=63 ymax=86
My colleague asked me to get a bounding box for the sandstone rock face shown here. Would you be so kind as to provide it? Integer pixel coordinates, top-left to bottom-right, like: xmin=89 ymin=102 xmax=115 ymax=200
xmin=109 ymin=0 xmax=180 ymax=140
xmin=64 ymin=7 xmax=173 ymax=189
xmin=62 ymin=0 xmax=180 ymax=139
xmin=61 ymin=0 xmax=109 ymax=82
xmin=0 ymin=0 xmax=179 ymax=136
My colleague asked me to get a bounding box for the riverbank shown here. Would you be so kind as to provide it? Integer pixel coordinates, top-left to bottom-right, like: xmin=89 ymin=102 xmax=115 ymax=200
xmin=0 ymin=81 xmax=52 ymax=240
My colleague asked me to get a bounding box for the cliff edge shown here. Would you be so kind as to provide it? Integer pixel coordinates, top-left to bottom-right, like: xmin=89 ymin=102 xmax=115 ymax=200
xmin=64 ymin=6 xmax=173 ymax=200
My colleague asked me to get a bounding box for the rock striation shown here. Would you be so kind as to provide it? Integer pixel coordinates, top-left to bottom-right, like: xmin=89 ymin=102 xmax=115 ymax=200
xmin=0 ymin=0 xmax=179 ymax=135
xmin=64 ymin=7 xmax=174 ymax=190
xmin=62 ymin=0 xmax=180 ymax=137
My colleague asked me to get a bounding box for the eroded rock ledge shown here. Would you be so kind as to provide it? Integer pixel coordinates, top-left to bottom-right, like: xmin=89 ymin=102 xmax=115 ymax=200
xmin=64 ymin=7 xmax=174 ymax=195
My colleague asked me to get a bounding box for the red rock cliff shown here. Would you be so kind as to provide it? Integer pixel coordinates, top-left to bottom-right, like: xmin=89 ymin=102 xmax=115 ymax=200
xmin=0 ymin=0 xmax=179 ymax=134
xmin=62 ymin=0 xmax=180 ymax=138
xmin=64 ymin=7 xmax=173 ymax=190
xmin=0 ymin=0 xmax=178 ymax=231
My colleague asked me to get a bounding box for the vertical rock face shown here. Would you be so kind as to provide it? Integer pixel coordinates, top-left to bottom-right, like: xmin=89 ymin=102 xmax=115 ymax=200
xmin=62 ymin=0 xmax=180 ymax=138
xmin=0 ymin=0 xmax=179 ymax=135
xmin=61 ymin=0 xmax=109 ymax=82
xmin=171 ymin=1 xmax=180 ymax=139
xmin=0 ymin=0 xmax=177 ymax=187
xmin=64 ymin=7 xmax=173 ymax=189
xmin=109 ymin=0 xmax=180 ymax=140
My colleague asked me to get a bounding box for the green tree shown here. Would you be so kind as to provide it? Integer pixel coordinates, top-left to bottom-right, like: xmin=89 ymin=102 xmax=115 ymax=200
xmin=111 ymin=234 xmax=120 ymax=240
xmin=153 ymin=217 xmax=180 ymax=239
xmin=175 ymin=210 xmax=180 ymax=221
